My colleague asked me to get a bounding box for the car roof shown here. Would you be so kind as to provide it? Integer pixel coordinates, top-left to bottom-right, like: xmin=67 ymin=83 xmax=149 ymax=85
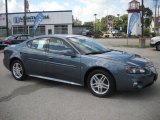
xmin=14 ymin=34 xmax=30 ymax=36
xmin=33 ymin=34 xmax=82 ymax=39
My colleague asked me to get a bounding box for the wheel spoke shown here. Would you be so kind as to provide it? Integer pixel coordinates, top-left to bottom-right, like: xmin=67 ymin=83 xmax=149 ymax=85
xmin=16 ymin=63 xmax=19 ymax=68
xmin=102 ymin=83 xmax=109 ymax=89
xmin=100 ymin=75 xmax=106 ymax=83
xmin=98 ymin=87 xmax=103 ymax=93
xmin=93 ymin=75 xmax=100 ymax=82
xmin=91 ymin=83 xmax=97 ymax=86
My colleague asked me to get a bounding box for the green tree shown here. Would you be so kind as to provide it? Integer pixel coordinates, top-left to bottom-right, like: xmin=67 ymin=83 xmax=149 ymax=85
xmin=83 ymin=21 xmax=94 ymax=30
xmin=144 ymin=7 xmax=153 ymax=28
xmin=112 ymin=14 xmax=128 ymax=33
xmin=101 ymin=15 xmax=114 ymax=31
xmin=73 ymin=18 xmax=82 ymax=25
xmin=120 ymin=14 xmax=128 ymax=33
xmin=96 ymin=19 xmax=102 ymax=31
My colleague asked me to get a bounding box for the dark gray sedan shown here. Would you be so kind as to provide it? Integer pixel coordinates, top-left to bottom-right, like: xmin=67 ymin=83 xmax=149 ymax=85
xmin=0 ymin=34 xmax=32 ymax=49
xmin=3 ymin=35 xmax=158 ymax=97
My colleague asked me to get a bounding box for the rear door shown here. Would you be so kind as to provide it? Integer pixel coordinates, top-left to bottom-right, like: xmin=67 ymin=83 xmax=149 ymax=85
xmin=45 ymin=37 xmax=81 ymax=84
xmin=21 ymin=37 xmax=48 ymax=76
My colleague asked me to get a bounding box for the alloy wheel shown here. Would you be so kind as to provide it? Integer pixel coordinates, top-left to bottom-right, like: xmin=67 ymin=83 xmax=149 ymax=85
xmin=12 ymin=62 xmax=23 ymax=79
xmin=90 ymin=74 xmax=110 ymax=95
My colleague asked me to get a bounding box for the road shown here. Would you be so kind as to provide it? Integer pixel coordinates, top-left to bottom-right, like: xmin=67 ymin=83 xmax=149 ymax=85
xmin=0 ymin=40 xmax=160 ymax=120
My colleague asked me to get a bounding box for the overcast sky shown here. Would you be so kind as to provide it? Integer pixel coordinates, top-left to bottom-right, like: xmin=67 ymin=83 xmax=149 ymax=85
xmin=0 ymin=0 xmax=156 ymax=22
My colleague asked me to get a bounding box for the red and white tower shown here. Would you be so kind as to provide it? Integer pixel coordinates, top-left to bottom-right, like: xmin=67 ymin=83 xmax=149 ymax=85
xmin=127 ymin=0 xmax=141 ymax=36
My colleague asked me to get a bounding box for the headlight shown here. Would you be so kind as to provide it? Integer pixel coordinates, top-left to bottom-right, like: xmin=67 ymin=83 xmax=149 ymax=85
xmin=125 ymin=66 xmax=146 ymax=74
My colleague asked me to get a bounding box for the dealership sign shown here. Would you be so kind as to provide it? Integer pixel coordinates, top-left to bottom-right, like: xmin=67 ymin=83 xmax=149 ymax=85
xmin=127 ymin=13 xmax=140 ymax=36
xmin=13 ymin=15 xmax=49 ymax=23
xmin=32 ymin=12 xmax=44 ymax=35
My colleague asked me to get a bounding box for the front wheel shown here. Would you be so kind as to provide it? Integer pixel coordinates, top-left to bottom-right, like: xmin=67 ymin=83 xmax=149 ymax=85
xmin=156 ymin=43 xmax=160 ymax=51
xmin=87 ymin=70 xmax=115 ymax=97
xmin=11 ymin=60 xmax=26 ymax=81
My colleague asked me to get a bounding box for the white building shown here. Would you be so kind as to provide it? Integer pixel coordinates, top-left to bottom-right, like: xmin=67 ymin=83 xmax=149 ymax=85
xmin=0 ymin=10 xmax=73 ymax=36
xmin=150 ymin=17 xmax=160 ymax=35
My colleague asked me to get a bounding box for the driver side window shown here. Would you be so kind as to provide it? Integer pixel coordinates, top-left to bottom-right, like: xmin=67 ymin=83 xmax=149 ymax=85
xmin=48 ymin=38 xmax=72 ymax=54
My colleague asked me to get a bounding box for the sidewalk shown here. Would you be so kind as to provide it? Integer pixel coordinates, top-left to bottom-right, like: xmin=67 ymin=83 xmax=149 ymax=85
xmin=96 ymin=38 xmax=151 ymax=47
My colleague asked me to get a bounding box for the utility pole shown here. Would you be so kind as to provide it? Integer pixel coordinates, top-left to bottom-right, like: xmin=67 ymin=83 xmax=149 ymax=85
xmin=154 ymin=0 xmax=158 ymax=34
xmin=158 ymin=5 xmax=160 ymax=17
xmin=141 ymin=0 xmax=144 ymax=37
xmin=139 ymin=0 xmax=145 ymax=48
xmin=24 ymin=0 xmax=27 ymax=34
xmin=158 ymin=5 xmax=160 ymax=35
xmin=94 ymin=14 xmax=97 ymax=32
xmin=5 ymin=0 xmax=9 ymax=36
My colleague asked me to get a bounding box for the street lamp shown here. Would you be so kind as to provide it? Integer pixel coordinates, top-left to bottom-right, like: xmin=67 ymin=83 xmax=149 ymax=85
xmin=94 ymin=14 xmax=97 ymax=32
xmin=117 ymin=14 xmax=120 ymax=31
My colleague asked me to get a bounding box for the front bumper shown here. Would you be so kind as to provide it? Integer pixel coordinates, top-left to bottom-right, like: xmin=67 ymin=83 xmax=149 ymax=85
xmin=0 ymin=44 xmax=8 ymax=49
xmin=132 ymin=72 xmax=158 ymax=89
xmin=150 ymin=43 xmax=155 ymax=47
xmin=116 ymin=66 xmax=158 ymax=91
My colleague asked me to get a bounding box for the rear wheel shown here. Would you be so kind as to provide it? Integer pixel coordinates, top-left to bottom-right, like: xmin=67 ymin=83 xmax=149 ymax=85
xmin=11 ymin=60 xmax=26 ymax=81
xmin=156 ymin=43 xmax=160 ymax=51
xmin=87 ymin=70 xmax=115 ymax=97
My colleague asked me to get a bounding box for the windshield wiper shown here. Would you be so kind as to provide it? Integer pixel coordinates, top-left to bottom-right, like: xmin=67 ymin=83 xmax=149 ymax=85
xmin=85 ymin=50 xmax=110 ymax=55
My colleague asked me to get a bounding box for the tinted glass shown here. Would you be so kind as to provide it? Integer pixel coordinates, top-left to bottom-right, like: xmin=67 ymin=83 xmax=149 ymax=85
xmin=49 ymin=38 xmax=71 ymax=53
xmin=28 ymin=38 xmax=47 ymax=51
xmin=67 ymin=36 xmax=109 ymax=54
xmin=4 ymin=36 xmax=16 ymax=40
xmin=17 ymin=36 xmax=26 ymax=40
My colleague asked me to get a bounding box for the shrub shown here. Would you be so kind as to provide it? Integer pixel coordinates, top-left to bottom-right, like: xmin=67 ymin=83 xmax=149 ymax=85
xmin=144 ymin=29 xmax=150 ymax=37
xmin=150 ymin=32 xmax=156 ymax=37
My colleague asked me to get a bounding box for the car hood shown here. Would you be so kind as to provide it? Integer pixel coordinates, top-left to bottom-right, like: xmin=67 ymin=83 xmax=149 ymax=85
xmin=92 ymin=50 xmax=151 ymax=67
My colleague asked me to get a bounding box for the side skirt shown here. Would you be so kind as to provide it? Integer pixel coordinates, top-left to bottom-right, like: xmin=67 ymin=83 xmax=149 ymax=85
xmin=29 ymin=74 xmax=82 ymax=86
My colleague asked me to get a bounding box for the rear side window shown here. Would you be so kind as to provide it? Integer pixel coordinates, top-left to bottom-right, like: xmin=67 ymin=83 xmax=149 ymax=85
xmin=27 ymin=38 xmax=48 ymax=51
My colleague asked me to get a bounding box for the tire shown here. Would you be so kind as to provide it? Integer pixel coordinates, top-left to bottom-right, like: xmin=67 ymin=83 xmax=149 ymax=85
xmin=11 ymin=60 xmax=26 ymax=81
xmin=156 ymin=43 xmax=160 ymax=51
xmin=87 ymin=69 xmax=115 ymax=97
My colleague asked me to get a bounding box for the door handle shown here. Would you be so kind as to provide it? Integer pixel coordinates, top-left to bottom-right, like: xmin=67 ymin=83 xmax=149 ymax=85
xmin=48 ymin=57 xmax=54 ymax=59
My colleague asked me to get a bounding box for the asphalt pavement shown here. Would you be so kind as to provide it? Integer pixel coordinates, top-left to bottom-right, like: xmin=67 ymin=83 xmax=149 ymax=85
xmin=0 ymin=39 xmax=160 ymax=120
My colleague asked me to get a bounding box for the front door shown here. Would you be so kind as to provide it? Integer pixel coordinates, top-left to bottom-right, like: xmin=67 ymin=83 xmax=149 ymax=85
xmin=45 ymin=37 xmax=81 ymax=84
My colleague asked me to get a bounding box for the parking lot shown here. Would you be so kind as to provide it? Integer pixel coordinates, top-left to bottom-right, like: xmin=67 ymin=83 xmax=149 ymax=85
xmin=0 ymin=38 xmax=160 ymax=120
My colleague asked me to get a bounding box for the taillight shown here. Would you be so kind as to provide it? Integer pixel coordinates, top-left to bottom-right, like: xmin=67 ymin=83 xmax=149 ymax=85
xmin=5 ymin=40 xmax=12 ymax=44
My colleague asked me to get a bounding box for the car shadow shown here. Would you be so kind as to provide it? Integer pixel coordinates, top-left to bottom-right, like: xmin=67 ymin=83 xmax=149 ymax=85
xmin=0 ymin=75 xmax=159 ymax=102
xmin=151 ymin=48 xmax=158 ymax=51
xmin=111 ymin=84 xmax=159 ymax=101
xmin=0 ymin=76 xmax=86 ymax=103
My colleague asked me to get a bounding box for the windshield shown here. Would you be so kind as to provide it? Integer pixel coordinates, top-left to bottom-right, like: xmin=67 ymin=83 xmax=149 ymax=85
xmin=67 ymin=36 xmax=110 ymax=54
xmin=4 ymin=36 xmax=16 ymax=40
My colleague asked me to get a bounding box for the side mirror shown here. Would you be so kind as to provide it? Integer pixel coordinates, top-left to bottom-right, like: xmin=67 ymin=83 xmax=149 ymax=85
xmin=64 ymin=48 xmax=76 ymax=57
